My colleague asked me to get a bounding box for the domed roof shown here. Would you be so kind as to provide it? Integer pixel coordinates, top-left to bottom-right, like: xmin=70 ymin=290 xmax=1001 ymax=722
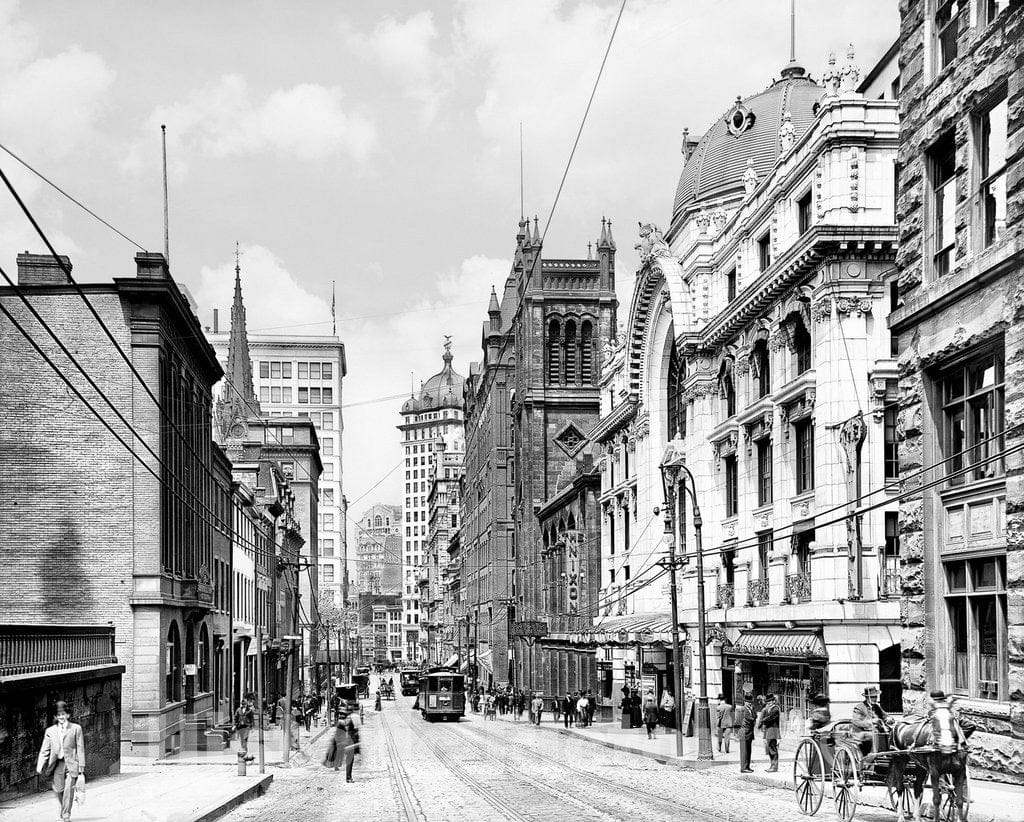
xmin=405 ymin=343 xmax=465 ymax=414
xmin=672 ymin=68 xmax=823 ymax=222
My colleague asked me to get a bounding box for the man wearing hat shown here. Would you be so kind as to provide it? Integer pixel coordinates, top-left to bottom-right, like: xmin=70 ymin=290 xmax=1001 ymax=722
xmin=738 ymin=692 xmax=756 ymax=773
xmin=851 ymin=685 xmax=889 ymax=756
xmin=36 ymin=701 xmax=85 ymax=822
xmin=807 ymin=693 xmax=831 ymax=733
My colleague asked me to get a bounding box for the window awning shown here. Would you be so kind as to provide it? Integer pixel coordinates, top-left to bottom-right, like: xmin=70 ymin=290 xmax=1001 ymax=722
xmin=727 ymin=630 xmax=826 ymax=660
xmin=591 ymin=613 xmax=677 ymax=646
xmin=476 ymin=650 xmax=493 ymax=675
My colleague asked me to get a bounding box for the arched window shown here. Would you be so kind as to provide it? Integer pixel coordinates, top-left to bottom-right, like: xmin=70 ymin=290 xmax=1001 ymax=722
xmin=580 ymin=321 xmax=594 ymax=385
xmin=166 ymin=622 xmax=182 ymax=703
xmin=793 ymin=320 xmax=812 ymax=374
xmin=374 ymin=515 xmax=382 ymax=528
xmin=666 ymin=344 xmax=686 ymax=439
xmin=547 ymin=318 xmax=562 ymax=385
xmin=198 ymin=623 xmax=210 ymax=693
xmin=563 ymin=320 xmax=577 ymax=384
xmin=752 ymin=340 xmax=771 ymax=398
xmin=719 ymin=357 xmax=737 ymax=418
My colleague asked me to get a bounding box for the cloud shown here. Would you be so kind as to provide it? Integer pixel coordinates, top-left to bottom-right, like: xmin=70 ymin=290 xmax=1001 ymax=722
xmin=188 ymin=244 xmax=331 ymax=333
xmin=122 ymin=74 xmax=376 ymax=177
xmin=341 ymin=11 xmax=448 ymax=124
xmin=0 ymin=3 xmax=115 ymax=160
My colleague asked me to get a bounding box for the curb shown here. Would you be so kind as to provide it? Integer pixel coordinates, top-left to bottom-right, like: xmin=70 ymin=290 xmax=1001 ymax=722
xmin=192 ymin=773 xmax=273 ymax=822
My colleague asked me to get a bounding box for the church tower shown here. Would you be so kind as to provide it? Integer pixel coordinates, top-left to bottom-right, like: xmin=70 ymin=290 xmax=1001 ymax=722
xmin=215 ymin=246 xmax=261 ymax=446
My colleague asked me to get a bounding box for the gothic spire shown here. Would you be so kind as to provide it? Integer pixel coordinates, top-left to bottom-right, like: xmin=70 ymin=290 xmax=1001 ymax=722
xmin=216 ymin=243 xmax=260 ymax=441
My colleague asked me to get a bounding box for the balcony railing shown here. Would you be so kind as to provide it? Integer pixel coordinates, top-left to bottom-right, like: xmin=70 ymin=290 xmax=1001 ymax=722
xmin=0 ymin=625 xmax=117 ymax=678
xmin=747 ymin=578 xmax=769 ymax=606
xmin=879 ymin=569 xmax=901 ymax=599
xmin=786 ymin=572 xmax=811 ymax=604
xmin=717 ymin=583 xmax=734 ymax=609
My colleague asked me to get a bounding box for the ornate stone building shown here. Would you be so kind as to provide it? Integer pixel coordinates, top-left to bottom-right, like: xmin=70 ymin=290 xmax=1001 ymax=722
xmin=510 ymin=215 xmax=617 ymax=696
xmin=891 ymin=0 xmax=1022 ymax=782
xmin=355 ymin=503 xmax=402 ymax=595
xmin=599 ymin=44 xmax=904 ymax=730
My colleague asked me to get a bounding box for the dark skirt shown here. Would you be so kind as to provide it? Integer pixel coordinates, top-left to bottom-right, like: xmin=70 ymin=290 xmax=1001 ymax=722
xmin=323 ymin=730 xmax=351 ymax=768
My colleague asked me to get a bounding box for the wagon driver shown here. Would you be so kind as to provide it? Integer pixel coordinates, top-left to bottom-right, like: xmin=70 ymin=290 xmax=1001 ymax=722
xmin=851 ymin=685 xmax=889 ymax=756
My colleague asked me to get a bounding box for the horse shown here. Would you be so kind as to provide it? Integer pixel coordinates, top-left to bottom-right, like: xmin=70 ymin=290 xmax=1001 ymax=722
xmin=887 ymin=700 xmax=972 ymax=822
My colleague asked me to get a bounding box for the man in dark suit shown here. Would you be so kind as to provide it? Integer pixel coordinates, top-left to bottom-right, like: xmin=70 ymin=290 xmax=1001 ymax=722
xmin=760 ymin=692 xmax=781 ymax=771
xmin=36 ymin=701 xmax=85 ymax=822
xmin=562 ymin=692 xmax=574 ymax=728
xmin=738 ymin=692 xmax=756 ymax=773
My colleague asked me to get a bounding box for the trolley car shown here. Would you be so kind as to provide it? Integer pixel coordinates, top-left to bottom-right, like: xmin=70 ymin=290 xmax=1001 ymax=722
xmin=399 ymin=668 xmax=421 ymax=696
xmin=418 ymin=668 xmax=465 ymax=722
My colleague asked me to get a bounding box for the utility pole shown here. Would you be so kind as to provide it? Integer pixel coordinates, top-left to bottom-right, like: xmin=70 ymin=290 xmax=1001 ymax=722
xmin=282 ymin=636 xmax=297 ymax=764
xmin=255 ymin=630 xmax=265 ymax=773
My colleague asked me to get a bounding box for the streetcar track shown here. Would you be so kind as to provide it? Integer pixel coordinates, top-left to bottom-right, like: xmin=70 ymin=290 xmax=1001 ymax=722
xmin=379 ymin=708 xmax=424 ymax=822
xmin=461 ymin=719 xmax=733 ymax=822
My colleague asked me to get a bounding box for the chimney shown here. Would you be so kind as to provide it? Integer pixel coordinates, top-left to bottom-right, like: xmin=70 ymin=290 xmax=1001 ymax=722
xmin=135 ymin=252 xmax=169 ymax=280
xmin=213 ymin=308 xmax=219 ymax=334
xmin=16 ymin=252 xmax=72 ymax=285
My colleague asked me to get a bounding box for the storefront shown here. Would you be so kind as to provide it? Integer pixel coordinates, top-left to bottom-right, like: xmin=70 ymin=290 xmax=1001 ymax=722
xmin=726 ymin=630 xmax=827 ymax=732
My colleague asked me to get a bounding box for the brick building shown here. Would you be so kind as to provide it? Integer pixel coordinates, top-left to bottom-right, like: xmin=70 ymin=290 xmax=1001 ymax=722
xmin=423 ymin=438 xmax=464 ymax=665
xmin=890 ymin=0 xmax=1023 ymax=782
xmin=510 ymin=216 xmax=617 ymax=696
xmin=355 ymin=504 xmax=402 ymax=595
xmin=0 ymin=252 xmax=227 ymax=758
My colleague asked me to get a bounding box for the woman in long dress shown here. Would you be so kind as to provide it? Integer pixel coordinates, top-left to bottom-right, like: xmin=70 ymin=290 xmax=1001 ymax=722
xmin=322 ymin=710 xmax=359 ymax=781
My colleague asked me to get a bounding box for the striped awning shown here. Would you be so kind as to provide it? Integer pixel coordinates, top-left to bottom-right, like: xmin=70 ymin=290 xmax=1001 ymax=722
xmin=476 ymin=650 xmax=493 ymax=675
xmin=591 ymin=613 xmax=677 ymax=645
xmin=727 ymin=630 xmax=827 ymax=660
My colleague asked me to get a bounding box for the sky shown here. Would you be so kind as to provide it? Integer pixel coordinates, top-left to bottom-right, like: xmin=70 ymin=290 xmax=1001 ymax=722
xmin=0 ymin=0 xmax=898 ymax=548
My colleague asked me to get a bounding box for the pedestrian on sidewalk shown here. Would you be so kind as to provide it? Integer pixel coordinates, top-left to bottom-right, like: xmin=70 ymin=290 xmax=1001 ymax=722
xmin=531 ymin=693 xmax=544 ymax=726
xmin=576 ymin=692 xmax=589 ymax=728
xmin=550 ymin=697 xmax=561 ymax=724
xmin=643 ymin=691 xmax=659 ymax=740
xmin=562 ymin=692 xmax=574 ymax=728
xmin=760 ymin=692 xmax=781 ymax=772
xmin=738 ymin=692 xmax=756 ymax=773
xmin=659 ymin=689 xmax=676 ymax=732
xmin=586 ymin=691 xmax=597 ymax=726
xmin=715 ymin=693 xmax=734 ymax=753
xmin=290 ymin=701 xmax=303 ymax=751
xmin=323 ymin=710 xmax=360 ymax=783
xmin=233 ymin=693 xmax=256 ymax=762
xmin=36 ymin=700 xmax=85 ymax=822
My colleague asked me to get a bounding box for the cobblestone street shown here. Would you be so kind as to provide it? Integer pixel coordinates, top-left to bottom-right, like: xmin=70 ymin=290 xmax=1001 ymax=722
xmin=221 ymin=691 xmax=899 ymax=822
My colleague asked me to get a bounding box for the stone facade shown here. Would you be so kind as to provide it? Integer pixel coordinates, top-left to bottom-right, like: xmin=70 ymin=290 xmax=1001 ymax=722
xmin=355 ymin=504 xmax=402 ymax=595
xmin=510 ymin=216 xmax=618 ymax=696
xmin=891 ymin=0 xmax=1023 ymax=783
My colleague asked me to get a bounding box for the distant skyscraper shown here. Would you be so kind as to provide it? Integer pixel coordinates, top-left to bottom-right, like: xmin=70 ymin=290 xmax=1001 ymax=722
xmin=397 ymin=341 xmax=465 ymax=663
xmin=355 ymin=503 xmax=402 ymax=595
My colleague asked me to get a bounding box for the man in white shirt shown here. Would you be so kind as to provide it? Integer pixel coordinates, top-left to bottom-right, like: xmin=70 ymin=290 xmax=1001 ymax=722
xmin=37 ymin=701 xmax=86 ymax=822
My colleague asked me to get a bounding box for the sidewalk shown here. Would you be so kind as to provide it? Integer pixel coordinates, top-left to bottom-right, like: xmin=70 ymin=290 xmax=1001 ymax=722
xmin=516 ymin=716 xmax=1022 ymax=822
xmin=0 ymin=718 xmax=333 ymax=821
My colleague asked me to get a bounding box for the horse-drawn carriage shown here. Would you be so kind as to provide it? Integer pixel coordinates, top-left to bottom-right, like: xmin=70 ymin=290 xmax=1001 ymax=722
xmin=793 ymin=707 xmax=971 ymax=822
xmin=380 ymin=680 xmax=395 ymax=700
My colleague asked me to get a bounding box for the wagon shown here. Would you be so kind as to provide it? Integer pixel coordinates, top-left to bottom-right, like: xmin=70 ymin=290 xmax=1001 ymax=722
xmin=792 ymin=720 xmax=971 ymax=822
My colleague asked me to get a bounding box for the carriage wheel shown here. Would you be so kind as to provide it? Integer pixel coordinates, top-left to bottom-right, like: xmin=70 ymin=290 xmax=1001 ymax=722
xmin=938 ymin=770 xmax=970 ymax=822
xmin=831 ymin=747 xmax=860 ymax=822
xmin=793 ymin=739 xmax=825 ymax=816
xmin=886 ymin=778 xmax=918 ymax=819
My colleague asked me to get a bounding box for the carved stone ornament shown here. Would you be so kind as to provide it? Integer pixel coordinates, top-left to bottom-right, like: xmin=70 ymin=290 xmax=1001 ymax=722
xmin=635 ymin=222 xmax=673 ymax=264
xmin=815 ymin=158 xmax=825 ymax=218
xmin=695 ymin=209 xmax=711 ymax=235
xmin=779 ymin=110 xmax=795 ymax=153
xmin=724 ymin=520 xmax=737 ymax=538
xmin=712 ymin=207 xmax=728 ymax=234
xmin=743 ymin=158 xmax=758 ymax=197
xmin=634 ymin=416 xmax=650 ymax=441
xmin=849 ymin=147 xmax=860 ymax=211
xmin=835 ymin=296 xmax=872 ymax=317
xmin=769 ymin=328 xmax=789 ymax=352
xmin=823 ymin=52 xmax=841 ymax=98
xmin=758 ymin=513 xmax=770 ymax=530
xmin=813 ymin=298 xmax=833 ymax=323
xmin=626 ymin=435 xmax=636 ymax=453
xmin=735 ymin=357 xmax=751 ymax=376
xmin=871 ymin=378 xmax=888 ymax=422
xmin=795 ymin=501 xmax=810 ymax=518
xmin=841 ymin=43 xmax=860 ymax=93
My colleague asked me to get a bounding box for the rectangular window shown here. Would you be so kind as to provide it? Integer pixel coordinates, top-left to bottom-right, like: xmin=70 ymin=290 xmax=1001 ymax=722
xmin=757 ymin=231 xmax=771 ymax=272
xmin=298 ymin=387 xmax=308 ymax=404
xmin=322 ymin=412 xmax=334 ymax=430
xmin=884 ymin=406 xmax=899 ymax=479
xmin=322 ymin=437 xmax=334 ymax=456
xmin=724 ymin=455 xmax=738 ymax=517
xmin=321 ymin=538 xmax=334 ymax=557
xmin=259 ymin=386 xmax=270 ymax=403
xmin=945 ymin=556 xmax=1006 ymax=700
xmin=322 ymin=513 xmax=334 ymax=530
xmin=757 ymin=439 xmax=773 ymax=506
xmin=726 ymin=267 xmax=737 ymax=302
xmin=929 ymin=130 xmax=956 ymax=277
xmin=881 ymin=512 xmax=900 ymax=598
xmin=310 ymin=412 xmax=321 ymax=428
xmin=322 ymin=564 xmax=334 ymax=583
xmin=977 ymin=96 xmax=1008 ymax=249
xmin=942 ymin=350 xmax=1004 ymax=485
xmin=981 ymin=0 xmax=1004 ymax=26
xmin=282 ymin=386 xmax=292 ymax=403
xmin=795 ymin=419 xmax=815 ymax=494
xmin=310 ymin=387 xmax=321 ymax=404
xmin=323 ymin=488 xmax=334 ymax=505
xmin=322 ymin=362 xmax=333 ymax=380
xmin=935 ymin=0 xmax=960 ymax=71
xmin=797 ymin=191 xmax=812 ymax=235
xmin=270 ymin=386 xmax=282 ymax=403
xmin=280 ymin=426 xmax=294 ymax=444
xmin=310 ymin=362 xmax=321 ymax=379
xmin=323 ymin=388 xmax=333 ymax=404
xmin=323 ymin=462 xmax=334 ymax=479
xmin=282 ymin=362 xmax=292 ymax=379
xmin=270 ymin=361 xmax=282 ymax=379
xmin=298 ymin=362 xmax=308 ymax=378
xmin=757 ymin=531 xmax=772 ymax=583
xmin=259 ymin=361 xmax=269 ymax=379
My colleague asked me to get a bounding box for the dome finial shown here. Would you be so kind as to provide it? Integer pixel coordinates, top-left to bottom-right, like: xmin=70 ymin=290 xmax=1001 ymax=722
xmin=780 ymin=0 xmax=805 ymax=79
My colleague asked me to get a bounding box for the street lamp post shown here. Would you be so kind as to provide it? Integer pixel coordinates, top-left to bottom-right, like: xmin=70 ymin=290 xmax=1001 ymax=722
xmin=660 ymin=434 xmax=714 ymax=761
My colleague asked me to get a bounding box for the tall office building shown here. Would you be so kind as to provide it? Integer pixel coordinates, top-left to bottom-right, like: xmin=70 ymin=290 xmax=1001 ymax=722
xmin=355 ymin=503 xmax=402 ymax=595
xmin=397 ymin=341 xmax=465 ymax=663
xmin=207 ymin=316 xmax=347 ymax=612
